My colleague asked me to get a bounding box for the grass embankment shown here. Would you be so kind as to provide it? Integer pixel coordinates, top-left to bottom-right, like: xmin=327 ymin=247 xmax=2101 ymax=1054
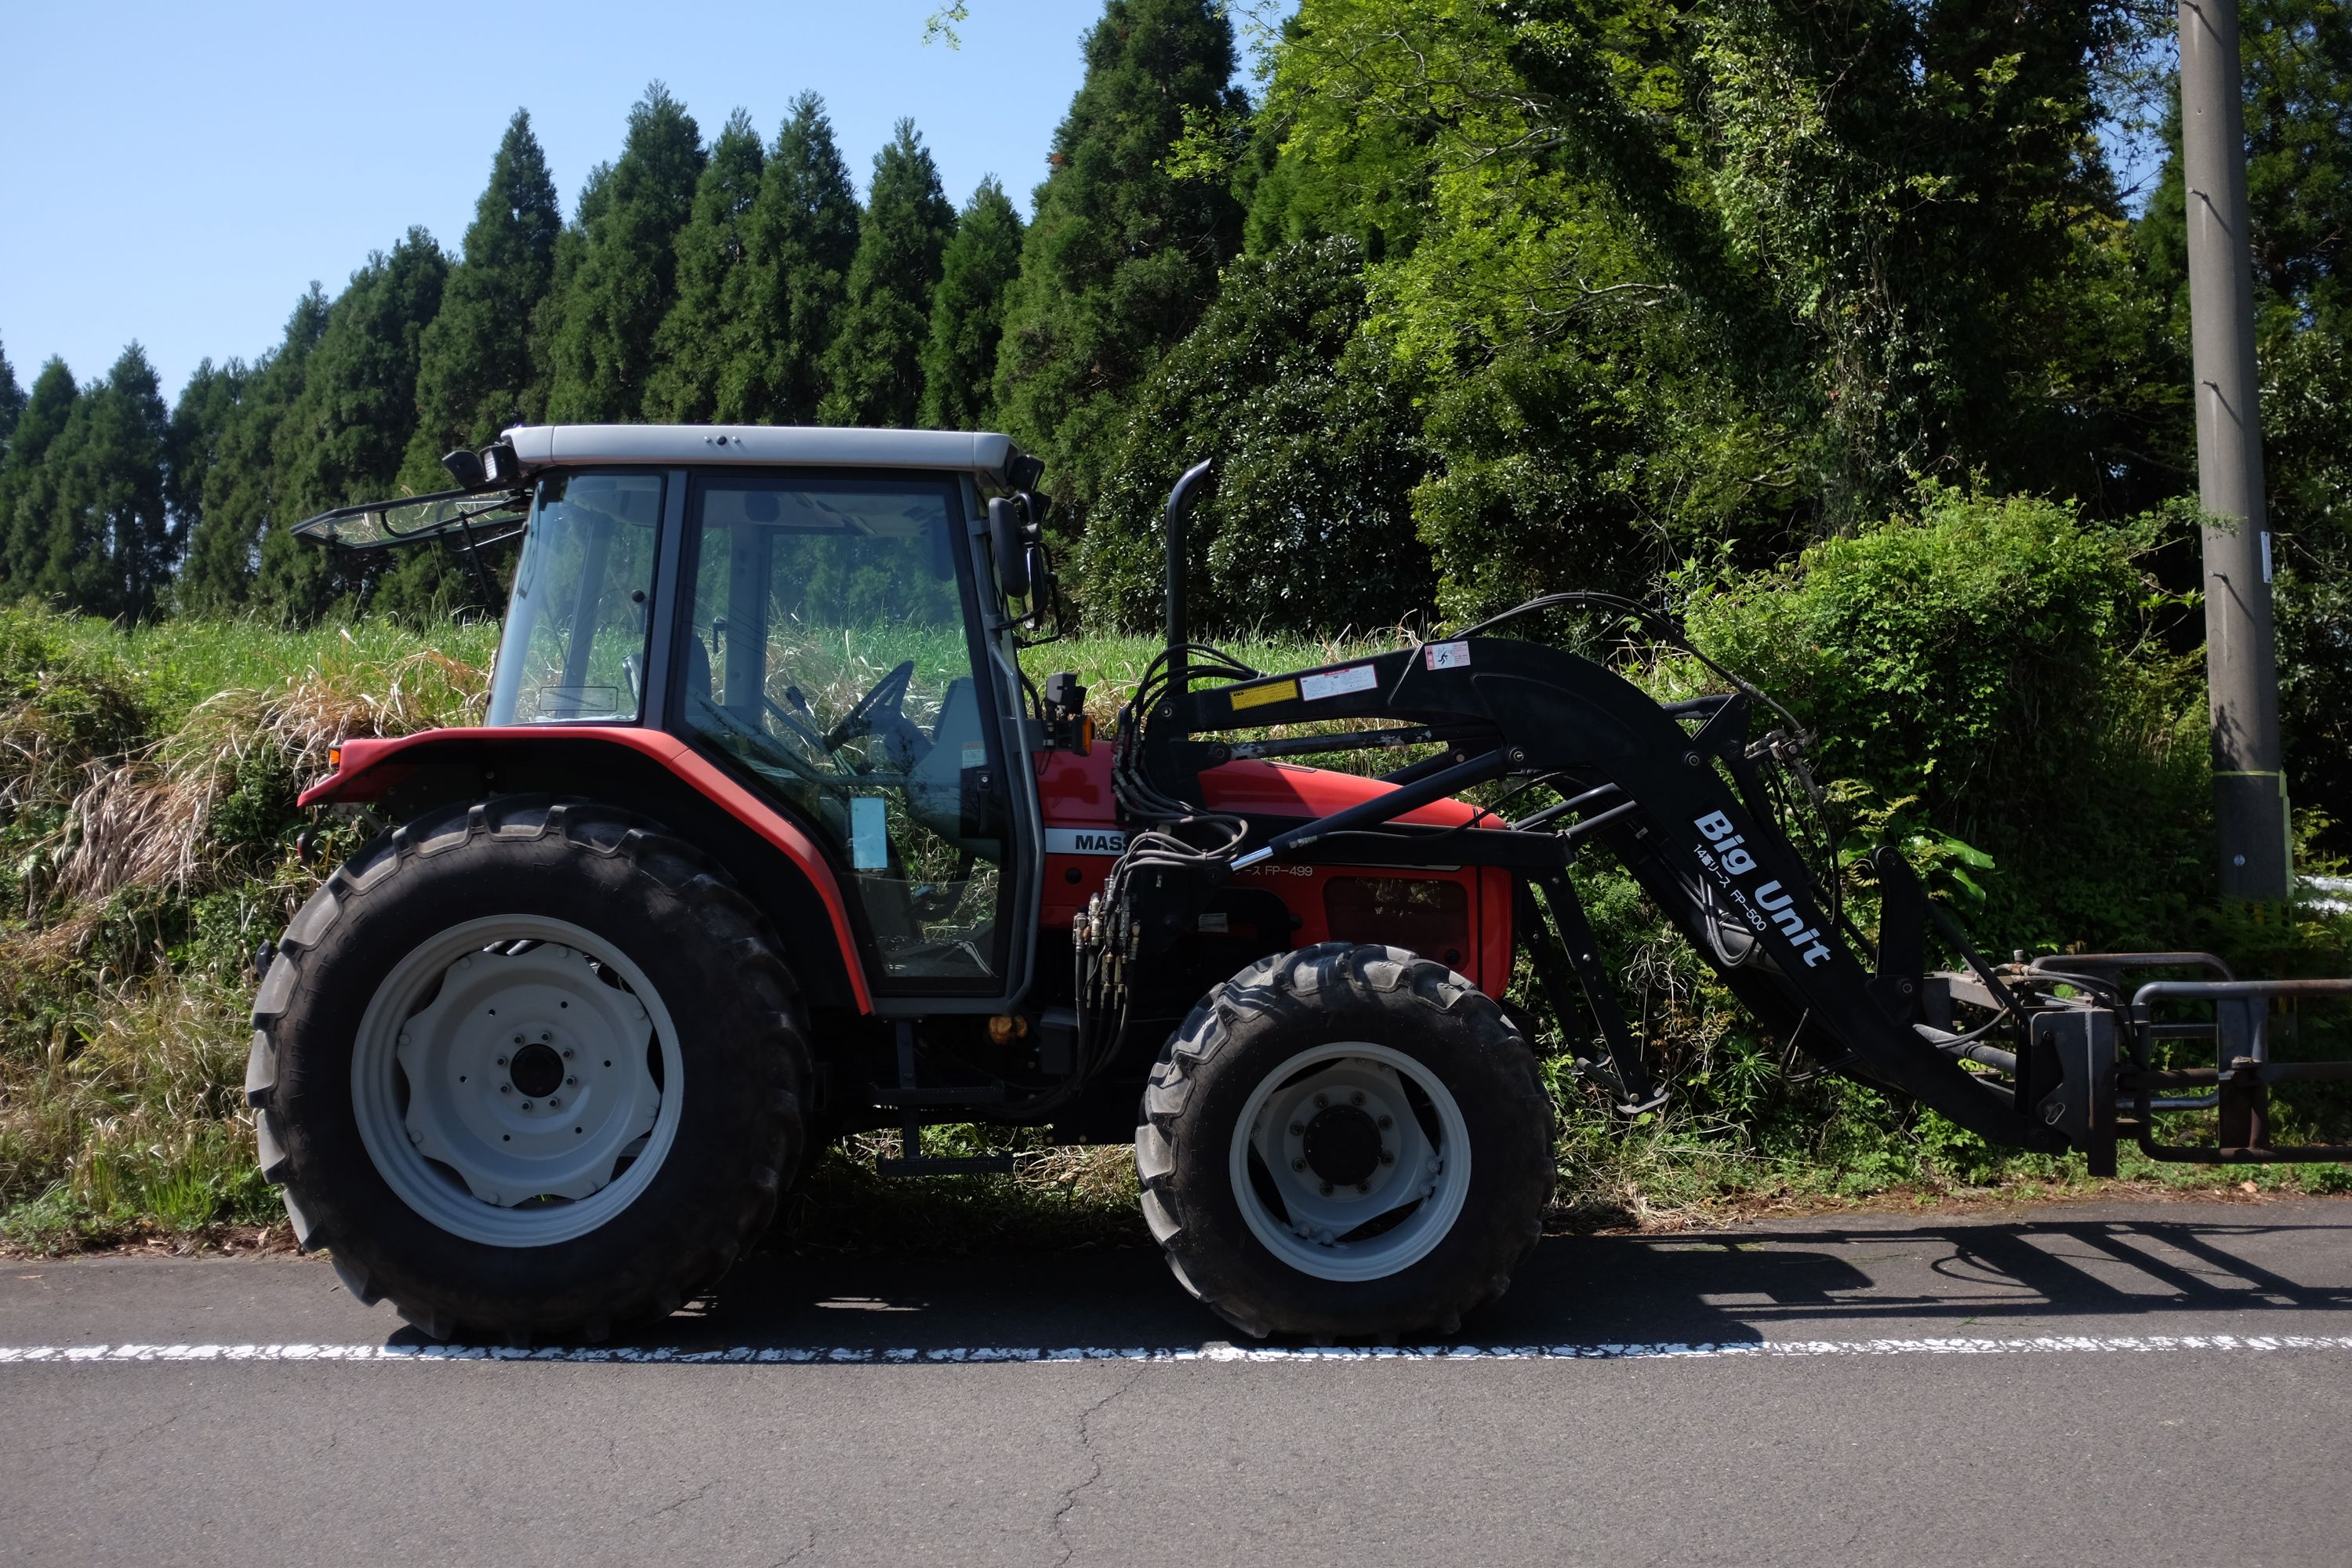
xmin=0 ymin=608 xmax=2343 ymax=1258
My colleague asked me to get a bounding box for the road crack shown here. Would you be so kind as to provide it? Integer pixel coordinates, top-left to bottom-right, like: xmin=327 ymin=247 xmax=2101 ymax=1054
xmin=1050 ymin=1365 xmax=1146 ymax=1566
xmin=766 ymin=1522 xmax=817 ymax=1566
xmin=636 ymin=1479 xmax=719 ymax=1523
xmin=85 ymin=1410 xmax=181 ymax=1481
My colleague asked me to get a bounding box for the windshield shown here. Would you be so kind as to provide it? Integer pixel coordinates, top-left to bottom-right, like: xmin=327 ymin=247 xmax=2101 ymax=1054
xmin=486 ymin=472 xmax=664 ymax=725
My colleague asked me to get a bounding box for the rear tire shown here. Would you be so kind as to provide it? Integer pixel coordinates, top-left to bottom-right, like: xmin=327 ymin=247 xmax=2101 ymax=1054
xmin=246 ymin=796 xmax=810 ymax=1343
xmin=1135 ymin=944 xmax=1552 ymax=1340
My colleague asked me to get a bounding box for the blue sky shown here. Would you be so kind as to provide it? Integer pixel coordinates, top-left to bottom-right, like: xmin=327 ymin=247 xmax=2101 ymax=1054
xmin=2 ymin=0 xmax=1239 ymax=401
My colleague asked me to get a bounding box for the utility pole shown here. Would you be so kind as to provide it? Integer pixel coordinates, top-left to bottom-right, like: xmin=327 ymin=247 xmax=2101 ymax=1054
xmin=2179 ymin=0 xmax=2292 ymax=900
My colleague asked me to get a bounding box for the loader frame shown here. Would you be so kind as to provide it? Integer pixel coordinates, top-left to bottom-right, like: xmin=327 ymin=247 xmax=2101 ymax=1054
xmin=1073 ymin=466 xmax=2352 ymax=1172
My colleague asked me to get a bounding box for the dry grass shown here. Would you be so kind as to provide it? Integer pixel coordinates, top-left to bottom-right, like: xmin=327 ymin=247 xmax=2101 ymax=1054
xmin=58 ymin=643 xmax=488 ymax=909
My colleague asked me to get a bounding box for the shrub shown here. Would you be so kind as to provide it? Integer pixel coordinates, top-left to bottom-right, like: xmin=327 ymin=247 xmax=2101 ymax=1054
xmin=1686 ymin=484 xmax=2211 ymax=949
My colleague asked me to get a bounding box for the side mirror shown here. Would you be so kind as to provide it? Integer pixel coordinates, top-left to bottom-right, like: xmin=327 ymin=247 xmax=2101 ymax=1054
xmin=989 ymin=496 xmax=1033 ymax=600
xmin=440 ymin=439 xmax=521 ymax=492
xmin=440 ymin=448 xmax=488 ymax=490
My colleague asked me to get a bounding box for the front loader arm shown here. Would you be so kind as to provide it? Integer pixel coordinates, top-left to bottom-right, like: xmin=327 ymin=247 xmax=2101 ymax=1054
xmin=1161 ymin=636 xmax=2034 ymax=1148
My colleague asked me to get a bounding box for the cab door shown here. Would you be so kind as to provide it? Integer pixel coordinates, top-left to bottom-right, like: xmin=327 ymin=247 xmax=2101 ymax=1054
xmin=669 ymin=470 xmax=1038 ymax=1006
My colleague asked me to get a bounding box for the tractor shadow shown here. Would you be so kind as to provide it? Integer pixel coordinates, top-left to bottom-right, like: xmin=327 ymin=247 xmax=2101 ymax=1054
xmin=379 ymin=1200 xmax=2352 ymax=1355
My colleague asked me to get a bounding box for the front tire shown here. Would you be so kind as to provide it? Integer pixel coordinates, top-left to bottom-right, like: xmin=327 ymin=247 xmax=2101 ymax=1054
xmin=246 ymin=796 xmax=810 ymax=1343
xmin=1135 ymin=944 xmax=1553 ymax=1339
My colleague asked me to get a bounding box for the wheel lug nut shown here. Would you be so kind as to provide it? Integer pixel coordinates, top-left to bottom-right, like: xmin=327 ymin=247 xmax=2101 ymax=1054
xmin=499 ymin=1083 xmax=512 ymax=1094
xmin=495 ymin=1056 xmax=508 ymax=1067
xmin=1350 ymin=1091 xmax=1364 ymax=1105
xmin=1291 ymin=1158 xmax=1306 ymax=1172
xmin=548 ymin=1097 xmax=561 ymax=1109
xmin=1377 ymin=1115 xmax=1392 ymax=1129
xmin=565 ymin=1076 xmax=576 ymax=1087
xmin=1319 ymin=1181 xmax=1334 ymax=1196
xmin=1313 ymin=1093 xmax=1328 ymax=1108
xmin=521 ymin=1102 xmax=533 ymax=1112
xmin=513 ymin=1035 xmax=523 ymax=1045
xmin=561 ymin=1048 xmax=574 ymax=1060
xmin=1356 ymin=1181 xmax=1370 ymax=1193
xmin=1379 ymin=1150 xmax=1394 ymax=1165
xmin=1288 ymin=1121 xmax=1304 ymax=1136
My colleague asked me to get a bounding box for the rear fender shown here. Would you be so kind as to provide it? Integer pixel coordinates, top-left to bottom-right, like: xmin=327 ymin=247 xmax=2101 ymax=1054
xmin=303 ymin=727 xmax=870 ymax=1012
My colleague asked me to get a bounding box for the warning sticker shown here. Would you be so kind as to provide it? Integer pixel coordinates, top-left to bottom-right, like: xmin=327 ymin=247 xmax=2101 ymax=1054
xmin=1229 ymin=679 xmax=1298 ymax=712
xmin=850 ymin=796 xmax=889 ymax=871
xmin=1300 ymin=664 xmax=1379 ymax=702
xmin=1423 ymin=641 xmax=1472 ymax=670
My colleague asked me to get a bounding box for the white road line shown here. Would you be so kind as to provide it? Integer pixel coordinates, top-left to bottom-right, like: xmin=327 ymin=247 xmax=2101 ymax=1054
xmin=3 ymin=1334 xmax=2351 ymax=1366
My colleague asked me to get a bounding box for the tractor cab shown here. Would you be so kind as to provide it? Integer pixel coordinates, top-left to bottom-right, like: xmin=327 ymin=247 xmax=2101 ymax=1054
xmin=294 ymin=426 xmax=1057 ymax=1010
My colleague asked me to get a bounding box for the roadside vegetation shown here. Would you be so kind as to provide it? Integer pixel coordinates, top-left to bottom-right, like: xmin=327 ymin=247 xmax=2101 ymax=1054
xmin=4 ymin=486 xmax=2346 ymax=1254
xmin=2 ymin=0 xmax=2348 ymax=1251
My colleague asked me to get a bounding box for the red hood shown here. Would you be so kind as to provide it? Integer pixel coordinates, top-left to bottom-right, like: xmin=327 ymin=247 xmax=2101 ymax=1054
xmin=1035 ymin=744 xmax=1483 ymax=829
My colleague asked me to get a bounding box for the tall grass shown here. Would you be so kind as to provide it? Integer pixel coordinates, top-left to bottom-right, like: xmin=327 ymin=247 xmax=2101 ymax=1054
xmin=0 ymin=610 xmax=494 ymax=1249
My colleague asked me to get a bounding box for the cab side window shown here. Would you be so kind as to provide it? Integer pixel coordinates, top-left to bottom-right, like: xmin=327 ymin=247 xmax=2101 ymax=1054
xmin=679 ymin=477 xmax=1009 ymax=986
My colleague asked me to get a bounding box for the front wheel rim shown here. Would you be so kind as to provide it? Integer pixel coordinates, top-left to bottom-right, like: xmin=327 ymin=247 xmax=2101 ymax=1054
xmin=1228 ymin=1041 xmax=1472 ymax=1283
xmin=350 ymin=914 xmax=684 ymax=1247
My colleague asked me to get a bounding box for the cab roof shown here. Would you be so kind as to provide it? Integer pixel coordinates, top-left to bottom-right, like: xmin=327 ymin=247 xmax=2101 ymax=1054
xmin=506 ymin=424 xmax=1027 ymax=486
xmin=292 ymin=425 xmax=1035 ymax=551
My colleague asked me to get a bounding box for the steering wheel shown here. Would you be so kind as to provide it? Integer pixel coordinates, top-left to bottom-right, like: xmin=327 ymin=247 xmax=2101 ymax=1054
xmin=688 ymin=691 xmax=853 ymax=787
xmin=823 ymin=660 xmax=921 ymax=759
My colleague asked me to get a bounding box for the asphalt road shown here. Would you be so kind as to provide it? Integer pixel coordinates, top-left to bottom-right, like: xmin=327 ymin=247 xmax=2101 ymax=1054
xmin=5 ymin=1196 xmax=2352 ymax=1567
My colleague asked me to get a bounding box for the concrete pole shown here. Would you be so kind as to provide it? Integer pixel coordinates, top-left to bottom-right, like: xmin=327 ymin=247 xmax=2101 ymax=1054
xmin=2179 ymin=0 xmax=2292 ymax=899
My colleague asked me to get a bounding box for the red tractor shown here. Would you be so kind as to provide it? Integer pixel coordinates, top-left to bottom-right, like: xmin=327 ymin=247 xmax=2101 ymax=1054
xmin=258 ymin=428 xmax=2352 ymax=1344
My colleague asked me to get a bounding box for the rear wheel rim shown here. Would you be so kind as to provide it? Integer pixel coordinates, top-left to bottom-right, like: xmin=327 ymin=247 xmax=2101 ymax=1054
xmin=1227 ymin=1041 xmax=1472 ymax=1283
xmin=350 ymin=914 xmax=684 ymax=1247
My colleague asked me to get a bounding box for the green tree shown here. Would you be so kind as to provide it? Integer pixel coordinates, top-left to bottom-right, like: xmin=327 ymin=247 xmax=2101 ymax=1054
xmin=644 ymin=109 xmax=768 ymax=423
xmin=18 ymin=345 xmax=173 ymax=618
xmin=991 ymin=0 xmax=1247 ymax=500
xmin=177 ymin=287 xmax=327 ymax=614
xmin=397 ymin=109 xmax=562 ymax=492
xmin=0 ymin=358 xmax=78 ymax=593
xmin=728 ymin=93 xmax=862 ymax=423
xmin=820 ymin=121 xmax=956 ymax=428
xmin=1076 ymin=240 xmax=1430 ymax=633
xmin=0 ymin=334 xmax=24 ymax=455
xmin=166 ymin=358 xmax=245 ymax=549
xmin=255 ymin=232 xmax=449 ymax=619
xmin=543 ymin=84 xmax=706 ymax=423
xmin=1251 ymin=0 xmax=2166 ymax=618
xmin=917 ymin=176 xmax=1025 ymax=428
